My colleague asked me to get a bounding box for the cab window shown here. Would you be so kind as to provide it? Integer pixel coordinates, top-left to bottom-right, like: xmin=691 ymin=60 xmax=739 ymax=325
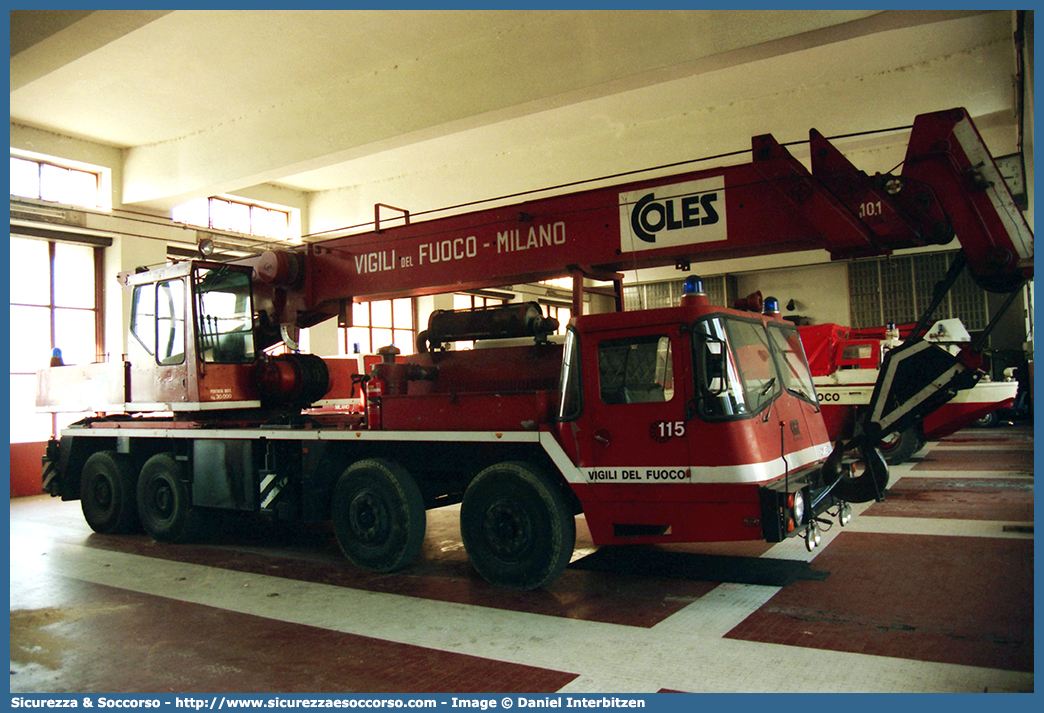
xmin=693 ymin=316 xmax=779 ymax=419
xmin=130 ymin=284 xmax=156 ymax=356
xmin=598 ymin=335 xmax=674 ymax=404
xmin=557 ymin=327 xmax=583 ymax=421
xmin=156 ymin=279 xmax=186 ymax=365
xmin=194 ymin=266 xmax=255 ymax=364
xmin=767 ymin=322 xmax=818 ymax=406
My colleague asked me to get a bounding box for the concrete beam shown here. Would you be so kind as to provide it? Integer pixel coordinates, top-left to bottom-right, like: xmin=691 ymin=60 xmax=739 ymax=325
xmin=10 ymin=10 xmax=172 ymax=91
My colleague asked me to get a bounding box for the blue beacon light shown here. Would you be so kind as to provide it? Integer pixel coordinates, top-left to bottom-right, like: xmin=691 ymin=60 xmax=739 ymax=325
xmin=682 ymin=275 xmax=704 ymax=295
xmin=680 ymin=275 xmax=707 ymax=307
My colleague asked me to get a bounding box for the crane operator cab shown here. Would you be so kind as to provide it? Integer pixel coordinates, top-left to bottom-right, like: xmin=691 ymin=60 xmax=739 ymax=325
xmin=555 ymin=276 xmax=868 ymax=551
xmin=120 ymin=261 xmax=263 ymax=410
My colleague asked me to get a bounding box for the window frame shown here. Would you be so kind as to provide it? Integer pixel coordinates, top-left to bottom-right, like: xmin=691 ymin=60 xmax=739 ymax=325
xmin=766 ymin=321 xmax=820 ymax=408
xmin=173 ymin=195 xmax=293 ymax=241
xmin=556 ymin=326 xmax=583 ymax=422
xmin=9 ymin=236 xmax=104 ymax=442
xmin=155 ymin=278 xmax=187 ymax=366
xmin=10 ymin=155 xmax=101 ymax=210
xmin=341 ymin=297 xmax=417 ymax=356
xmin=192 ymin=265 xmax=257 ymax=365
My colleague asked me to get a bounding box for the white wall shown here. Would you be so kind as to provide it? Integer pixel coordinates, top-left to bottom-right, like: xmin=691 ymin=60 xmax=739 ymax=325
xmin=734 ymin=262 xmax=851 ymax=326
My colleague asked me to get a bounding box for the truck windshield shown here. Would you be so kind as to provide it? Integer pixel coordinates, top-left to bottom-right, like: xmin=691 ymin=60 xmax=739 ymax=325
xmin=767 ymin=322 xmax=819 ymax=407
xmin=692 ymin=315 xmax=781 ymax=419
xmin=194 ymin=266 xmax=256 ymax=364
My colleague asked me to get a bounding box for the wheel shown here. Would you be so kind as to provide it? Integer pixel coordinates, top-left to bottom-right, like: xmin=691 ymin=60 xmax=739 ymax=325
xmin=460 ymin=461 xmax=576 ymax=590
xmin=332 ymin=459 xmax=426 ymax=573
xmin=80 ymin=451 xmax=138 ymax=534
xmin=136 ymin=452 xmax=208 ymax=543
xmin=975 ymin=412 xmax=998 ymax=428
xmin=877 ymin=426 xmax=922 ymax=465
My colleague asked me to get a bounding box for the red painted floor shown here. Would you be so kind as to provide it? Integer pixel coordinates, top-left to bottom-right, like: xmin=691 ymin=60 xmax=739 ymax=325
xmin=11 ymin=578 xmax=577 ymax=693
xmin=867 ymin=476 xmax=1033 ymax=521
xmin=724 ymin=532 xmax=1033 ymax=672
xmin=721 ymin=425 xmax=1034 ymax=674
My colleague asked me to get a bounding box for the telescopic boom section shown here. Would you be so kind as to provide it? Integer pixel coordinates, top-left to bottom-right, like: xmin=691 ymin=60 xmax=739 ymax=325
xmin=249 ymin=108 xmax=1032 ymax=329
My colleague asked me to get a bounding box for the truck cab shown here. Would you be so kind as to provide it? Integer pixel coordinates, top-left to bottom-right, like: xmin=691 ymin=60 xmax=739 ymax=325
xmin=556 ymin=278 xmax=839 ymax=548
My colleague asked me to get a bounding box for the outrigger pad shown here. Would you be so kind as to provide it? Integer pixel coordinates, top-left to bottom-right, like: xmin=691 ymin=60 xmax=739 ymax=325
xmin=568 ymin=547 xmax=829 ymax=587
xmin=863 ymin=338 xmax=980 ymax=445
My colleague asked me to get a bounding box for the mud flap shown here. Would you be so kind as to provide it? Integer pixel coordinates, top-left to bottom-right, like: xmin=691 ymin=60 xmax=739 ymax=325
xmin=41 ymin=438 xmax=61 ymax=496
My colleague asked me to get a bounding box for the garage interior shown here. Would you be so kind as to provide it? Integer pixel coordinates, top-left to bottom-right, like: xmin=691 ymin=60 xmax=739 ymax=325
xmin=8 ymin=10 xmax=1035 ymax=693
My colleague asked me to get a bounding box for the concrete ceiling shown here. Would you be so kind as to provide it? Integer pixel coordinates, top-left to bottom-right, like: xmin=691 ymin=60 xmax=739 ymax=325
xmin=10 ymin=10 xmax=1026 ymax=237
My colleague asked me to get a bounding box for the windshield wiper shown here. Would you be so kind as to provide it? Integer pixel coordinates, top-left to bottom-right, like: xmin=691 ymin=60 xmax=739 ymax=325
xmin=759 ymin=377 xmax=777 ymax=396
xmin=787 ymin=384 xmax=820 ymax=411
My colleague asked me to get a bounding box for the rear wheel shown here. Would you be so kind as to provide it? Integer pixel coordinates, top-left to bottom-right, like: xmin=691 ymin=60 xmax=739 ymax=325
xmin=80 ymin=451 xmax=138 ymax=534
xmin=877 ymin=426 xmax=922 ymax=465
xmin=332 ymin=459 xmax=426 ymax=573
xmin=136 ymin=453 xmax=208 ymax=543
xmin=460 ymin=461 xmax=575 ymax=590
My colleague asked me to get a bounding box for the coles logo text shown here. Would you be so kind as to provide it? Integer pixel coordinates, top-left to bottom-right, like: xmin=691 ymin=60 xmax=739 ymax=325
xmin=618 ymin=177 xmax=727 ymax=253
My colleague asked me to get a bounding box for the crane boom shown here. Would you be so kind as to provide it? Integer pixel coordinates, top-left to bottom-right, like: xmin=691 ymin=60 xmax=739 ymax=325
xmin=250 ymin=107 xmax=1031 ymax=330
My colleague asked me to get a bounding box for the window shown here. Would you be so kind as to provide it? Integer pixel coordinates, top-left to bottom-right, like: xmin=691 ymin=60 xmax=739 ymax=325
xmin=155 ymin=279 xmax=186 ymax=365
xmin=454 ymin=293 xmax=506 ymax=311
xmin=130 ymin=284 xmax=157 ymax=356
xmin=9 ymin=236 xmax=101 ymax=443
xmin=766 ymin=323 xmax=818 ymax=406
xmin=557 ymin=327 xmax=583 ymax=421
xmin=623 ymin=275 xmax=727 ymax=311
xmin=10 ymin=156 xmax=100 ymax=209
xmin=598 ymin=335 xmax=674 ymax=405
xmin=173 ymin=196 xmax=292 ymax=240
xmin=543 ymin=303 xmax=572 ymax=335
xmin=342 ymin=298 xmax=416 ymax=355
xmin=848 ymin=251 xmax=989 ymax=330
xmin=693 ymin=316 xmax=779 ymax=420
xmin=448 ymin=293 xmax=510 ymax=348
xmin=194 ymin=266 xmax=255 ymax=364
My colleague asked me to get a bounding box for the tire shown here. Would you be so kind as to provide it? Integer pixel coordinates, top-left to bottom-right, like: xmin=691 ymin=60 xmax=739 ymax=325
xmin=975 ymin=412 xmax=998 ymax=428
xmin=80 ymin=451 xmax=138 ymax=534
xmin=332 ymin=459 xmax=426 ymax=573
xmin=460 ymin=461 xmax=576 ymax=590
xmin=136 ymin=452 xmax=208 ymax=543
xmin=877 ymin=426 xmax=922 ymax=465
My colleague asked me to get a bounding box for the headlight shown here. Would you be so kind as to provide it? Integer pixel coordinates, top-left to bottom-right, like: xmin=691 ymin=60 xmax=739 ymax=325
xmin=792 ymin=490 xmax=805 ymax=525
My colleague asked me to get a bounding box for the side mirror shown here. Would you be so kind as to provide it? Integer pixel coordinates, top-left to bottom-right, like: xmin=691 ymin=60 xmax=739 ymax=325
xmin=698 ymin=335 xmax=728 ymax=396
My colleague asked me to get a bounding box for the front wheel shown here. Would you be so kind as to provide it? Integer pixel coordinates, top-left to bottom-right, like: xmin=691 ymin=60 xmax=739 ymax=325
xmin=460 ymin=461 xmax=575 ymax=590
xmin=80 ymin=451 xmax=138 ymax=533
xmin=136 ymin=453 xmax=208 ymax=543
xmin=332 ymin=459 xmax=426 ymax=573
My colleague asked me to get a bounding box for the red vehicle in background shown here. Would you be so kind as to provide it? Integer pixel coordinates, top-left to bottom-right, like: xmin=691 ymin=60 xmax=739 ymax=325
xmin=800 ymin=320 xmax=1019 ymax=463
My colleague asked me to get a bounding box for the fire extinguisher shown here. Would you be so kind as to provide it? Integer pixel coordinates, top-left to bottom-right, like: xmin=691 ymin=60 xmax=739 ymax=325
xmin=365 ymin=374 xmax=386 ymax=430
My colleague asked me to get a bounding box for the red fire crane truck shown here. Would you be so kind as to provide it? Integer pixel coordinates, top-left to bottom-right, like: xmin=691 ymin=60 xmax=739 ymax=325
xmin=37 ymin=108 xmax=1032 ymax=589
